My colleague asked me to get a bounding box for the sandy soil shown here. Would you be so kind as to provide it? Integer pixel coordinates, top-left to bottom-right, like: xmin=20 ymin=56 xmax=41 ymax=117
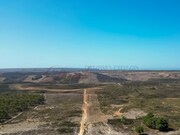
xmin=78 ymin=88 xmax=108 ymax=135
xmin=0 ymin=119 xmax=44 ymax=134
xmin=157 ymin=130 xmax=180 ymax=135
xmin=78 ymin=88 xmax=128 ymax=135
xmin=123 ymin=108 xmax=147 ymax=119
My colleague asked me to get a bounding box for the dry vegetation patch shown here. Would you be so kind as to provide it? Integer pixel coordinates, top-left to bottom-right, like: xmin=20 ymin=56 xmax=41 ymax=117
xmin=96 ymin=79 xmax=180 ymax=133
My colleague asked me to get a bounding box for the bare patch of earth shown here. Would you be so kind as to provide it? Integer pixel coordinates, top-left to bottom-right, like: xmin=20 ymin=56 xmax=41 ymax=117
xmin=123 ymin=108 xmax=147 ymax=119
xmin=0 ymin=119 xmax=45 ymax=135
xmin=78 ymin=88 xmax=129 ymax=135
xmin=85 ymin=122 xmax=129 ymax=135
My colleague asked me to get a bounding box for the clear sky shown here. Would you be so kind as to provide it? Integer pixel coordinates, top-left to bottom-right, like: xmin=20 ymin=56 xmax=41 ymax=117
xmin=0 ymin=0 xmax=180 ymax=69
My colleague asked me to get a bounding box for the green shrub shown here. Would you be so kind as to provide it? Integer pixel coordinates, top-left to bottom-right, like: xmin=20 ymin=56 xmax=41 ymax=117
xmin=156 ymin=117 xmax=169 ymax=131
xmin=0 ymin=93 xmax=45 ymax=122
xmin=143 ymin=113 xmax=169 ymax=131
xmin=135 ymin=126 xmax=144 ymax=134
xmin=120 ymin=116 xmax=134 ymax=125
xmin=0 ymin=110 xmax=10 ymax=122
xmin=57 ymin=127 xmax=74 ymax=133
xmin=107 ymin=116 xmax=134 ymax=126
xmin=143 ymin=113 xmax=156 ymax=129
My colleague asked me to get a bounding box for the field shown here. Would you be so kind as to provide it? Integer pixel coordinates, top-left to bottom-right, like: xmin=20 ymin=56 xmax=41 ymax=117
xmin=0 ymin=70 xmax=180 ymax=135
xmin=96 ymin=79 xmax=180 ymax=133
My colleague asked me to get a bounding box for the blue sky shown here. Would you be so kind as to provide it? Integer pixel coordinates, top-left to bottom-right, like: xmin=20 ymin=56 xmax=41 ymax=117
xmin=0 ymin=0 xmax=180 ymax=69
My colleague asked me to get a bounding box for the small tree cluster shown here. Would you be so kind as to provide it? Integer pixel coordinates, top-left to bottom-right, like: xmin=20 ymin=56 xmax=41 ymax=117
xmin=0 ymin=93 xmax=45 ymax=122
xmin=143 ymin=113 xmax=169 ymax=131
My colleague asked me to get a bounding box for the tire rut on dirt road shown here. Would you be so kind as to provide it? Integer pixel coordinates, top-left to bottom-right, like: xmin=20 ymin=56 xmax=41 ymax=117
xmin=78 ymin=88 xmax=108 ymax=135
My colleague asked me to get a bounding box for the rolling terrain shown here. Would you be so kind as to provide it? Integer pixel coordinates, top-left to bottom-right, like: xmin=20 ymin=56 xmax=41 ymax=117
xmin=0 ymin=69 xmax=180 ymax=135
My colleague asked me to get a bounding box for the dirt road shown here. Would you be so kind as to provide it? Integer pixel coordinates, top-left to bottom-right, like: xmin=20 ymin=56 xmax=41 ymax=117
xmin=78 ymin=88 xmax=125 ymax=135
xmin=78 ymin=89 xmax=88 ymax=135
xmin=78 ymin=88 xmax=107 ymax=135
xmin=9 ymin=84 xmax=83 ymax=93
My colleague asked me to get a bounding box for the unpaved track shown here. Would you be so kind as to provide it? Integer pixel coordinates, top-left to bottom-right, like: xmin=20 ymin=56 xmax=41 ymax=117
xmin=85 ymin=89 xmax=107 ymax=124
xmin=78 ymin=88 xmax=129 ymax=135
xmin=78 ymin=88 xmax=108 ymax=135
xmin=9 ymin=84 xmax=82 ymax=93
xmin=78 ymin=89 xmax=88 ymax=135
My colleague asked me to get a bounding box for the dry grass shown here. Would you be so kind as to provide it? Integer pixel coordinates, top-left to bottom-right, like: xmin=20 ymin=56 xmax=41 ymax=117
xmin=96 ymin=79 xmax=180 ymax=131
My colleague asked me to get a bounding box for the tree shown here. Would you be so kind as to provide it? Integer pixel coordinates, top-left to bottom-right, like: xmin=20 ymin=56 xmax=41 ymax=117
xmin=0 ymin=93 xmax=45 ymax=123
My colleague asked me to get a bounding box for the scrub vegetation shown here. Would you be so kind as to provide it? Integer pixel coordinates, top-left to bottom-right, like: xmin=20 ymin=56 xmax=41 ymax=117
xmin=0 ymin=93 xmax=44 ymax=122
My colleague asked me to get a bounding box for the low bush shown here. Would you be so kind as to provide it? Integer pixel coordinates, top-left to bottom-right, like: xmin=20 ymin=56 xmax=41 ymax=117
xmin=108 ymin=116 xmax=134 ymax=126
xmin=143 ymin=113 xmax=169 ymax=131
xmin=156 ymin=117 xmax=169 ymax=131
xmin=135 ymin=126 xmax=144 ymax=134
